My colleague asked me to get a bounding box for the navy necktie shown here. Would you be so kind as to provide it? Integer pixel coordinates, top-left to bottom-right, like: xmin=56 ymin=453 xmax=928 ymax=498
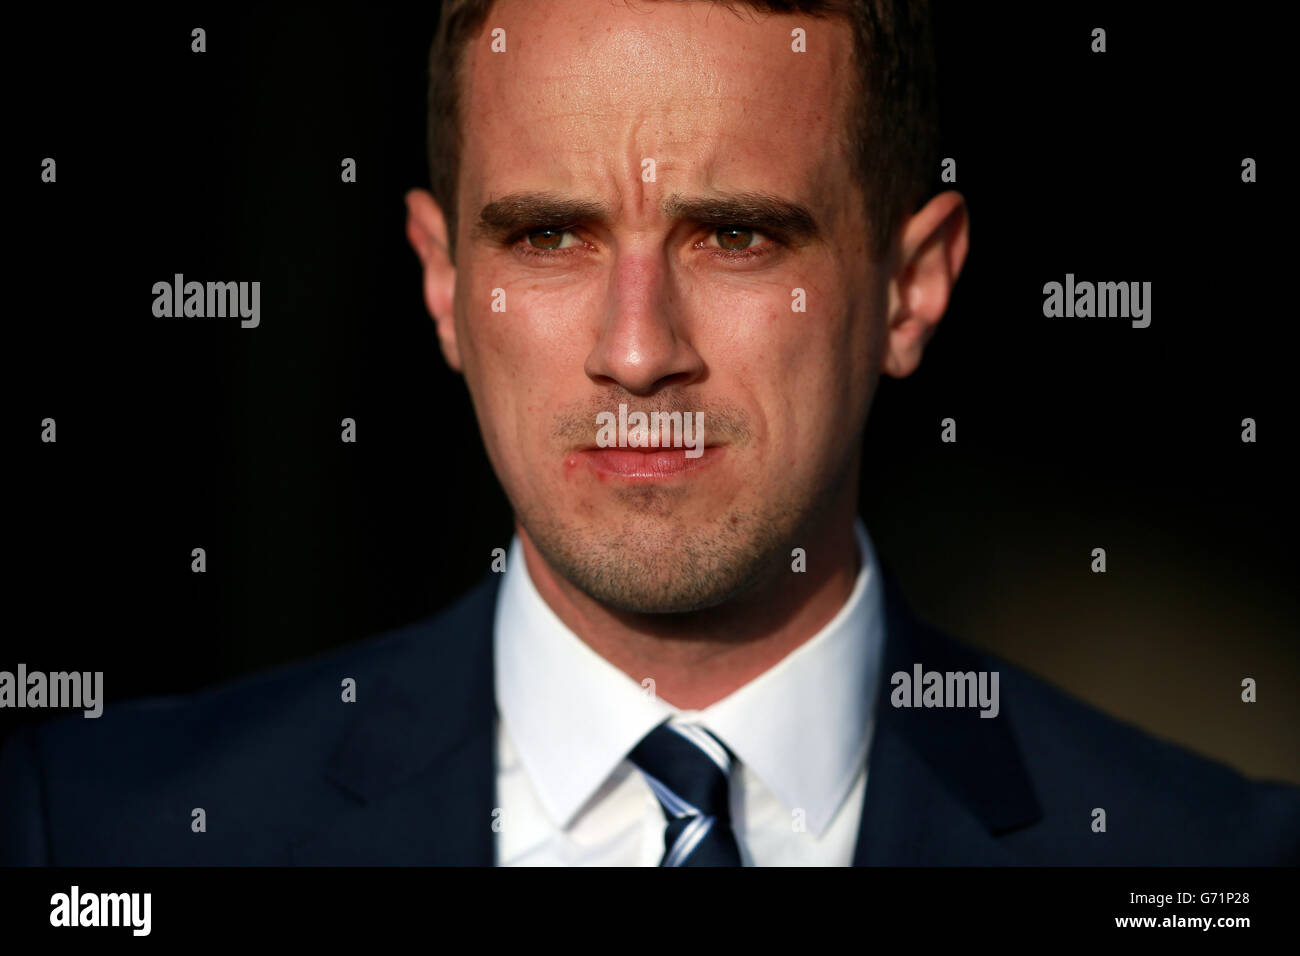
xmin=628 ymin=720 xmax=744 ymax=866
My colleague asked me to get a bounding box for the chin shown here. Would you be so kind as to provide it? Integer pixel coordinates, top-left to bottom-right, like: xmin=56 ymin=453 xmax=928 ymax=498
xmin=531 ymin=511 xmax=783 ymax=615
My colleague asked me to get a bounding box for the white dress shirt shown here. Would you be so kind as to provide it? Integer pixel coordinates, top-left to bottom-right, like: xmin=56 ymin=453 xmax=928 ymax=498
xmin=493 ymin=520 xmax=886 ymax=866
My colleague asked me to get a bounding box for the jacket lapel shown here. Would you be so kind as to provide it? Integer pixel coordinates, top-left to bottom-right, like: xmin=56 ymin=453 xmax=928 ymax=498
xmin=290 ymin=574 xmax=502 ymax=865
xmin=854 ymin=566 xmax=1043 ymax=864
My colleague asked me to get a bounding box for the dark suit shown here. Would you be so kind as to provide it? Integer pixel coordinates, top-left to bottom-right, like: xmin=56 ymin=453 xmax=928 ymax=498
xmin=2 ymin=569 xmax=1297 ymax=865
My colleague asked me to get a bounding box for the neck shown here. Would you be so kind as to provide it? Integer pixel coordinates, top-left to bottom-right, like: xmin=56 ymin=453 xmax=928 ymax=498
xmin=518 ymin=493 xmax=861 ymax=711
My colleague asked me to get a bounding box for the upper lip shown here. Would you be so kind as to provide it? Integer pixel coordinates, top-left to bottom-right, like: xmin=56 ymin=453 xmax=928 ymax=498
xmin=578 ymin=443 xmax=717 ymax=452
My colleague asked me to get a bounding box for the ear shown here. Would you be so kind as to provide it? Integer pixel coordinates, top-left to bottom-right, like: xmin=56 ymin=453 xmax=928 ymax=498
xmin=881 ymin=190 xmax=970 ymax=379
xmin=404 ymin=188 xmax=461 ymax=372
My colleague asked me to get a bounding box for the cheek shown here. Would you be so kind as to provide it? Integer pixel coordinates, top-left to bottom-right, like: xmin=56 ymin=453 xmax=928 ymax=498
xmin=717 ymin=272 xmax=854 ymax=379
xmin=744 ymin=282 xmax=873 ymax=458
xmin=459 ymin=270 xmax=563 ymax=383
xmin=457 ymin=278 xmax=591 ymax=466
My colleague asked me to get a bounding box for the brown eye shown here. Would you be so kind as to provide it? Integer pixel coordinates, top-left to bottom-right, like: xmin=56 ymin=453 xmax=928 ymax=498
xmin=715 ymin=227 xmax=755 ymax=251
xmin=527 ymin=228 xmax=566 ymax=250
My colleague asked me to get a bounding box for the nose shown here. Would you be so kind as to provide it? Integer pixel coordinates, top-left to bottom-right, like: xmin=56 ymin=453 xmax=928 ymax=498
xmin=583 ymin=251 xmax=704 ymax=396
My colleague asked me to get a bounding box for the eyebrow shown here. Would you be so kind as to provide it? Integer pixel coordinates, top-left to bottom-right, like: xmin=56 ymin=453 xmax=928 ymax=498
xmin=471 ymin=190 xmax=822 ymax=244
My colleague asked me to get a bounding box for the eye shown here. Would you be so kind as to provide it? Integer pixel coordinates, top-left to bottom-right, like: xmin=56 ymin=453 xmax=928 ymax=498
xmin=702 ymin=226 xmax=775 ymax=259
xmin=519 ymin=227 xmax=579 ymax=253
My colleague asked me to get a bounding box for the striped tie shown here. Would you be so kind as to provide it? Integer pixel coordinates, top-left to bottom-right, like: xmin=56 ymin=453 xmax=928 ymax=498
xmin=628 ymin=720 xmax=744 ymax=866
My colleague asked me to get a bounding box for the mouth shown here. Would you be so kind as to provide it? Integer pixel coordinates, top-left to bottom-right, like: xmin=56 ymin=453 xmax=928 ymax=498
xmin=571 ymin=445 xmax=723 ymax=480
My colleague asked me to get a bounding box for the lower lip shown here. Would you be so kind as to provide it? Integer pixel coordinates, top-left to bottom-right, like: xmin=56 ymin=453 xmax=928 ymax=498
xmin=572 ymin=447 xmax=722 ymax=479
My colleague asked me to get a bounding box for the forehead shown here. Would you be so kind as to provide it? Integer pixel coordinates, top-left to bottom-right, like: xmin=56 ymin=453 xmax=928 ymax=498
xmin=458 ymin=0 xmax=857 ymax=221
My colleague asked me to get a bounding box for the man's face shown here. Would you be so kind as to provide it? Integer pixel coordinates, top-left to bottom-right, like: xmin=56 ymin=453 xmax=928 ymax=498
xmin=450 ymin=0 xmax=888 ymax=613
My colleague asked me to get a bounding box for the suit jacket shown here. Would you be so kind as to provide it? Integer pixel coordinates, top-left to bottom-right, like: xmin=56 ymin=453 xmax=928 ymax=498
xmin=2 ymin=568 xmax=1297 ymax=865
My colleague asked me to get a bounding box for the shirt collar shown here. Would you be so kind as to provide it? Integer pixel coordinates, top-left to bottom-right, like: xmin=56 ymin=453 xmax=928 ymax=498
xmin=494 ymin=519 xmax=885 ymax=836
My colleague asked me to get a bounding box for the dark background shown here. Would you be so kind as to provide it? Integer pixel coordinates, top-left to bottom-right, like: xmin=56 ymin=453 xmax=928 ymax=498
xmin=8 ymin=3 xmax=1296 ymax=783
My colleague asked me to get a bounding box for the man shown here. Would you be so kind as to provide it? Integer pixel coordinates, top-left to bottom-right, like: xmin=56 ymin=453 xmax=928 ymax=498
xmin=2 ymin=0 xmax=1297 ymax=866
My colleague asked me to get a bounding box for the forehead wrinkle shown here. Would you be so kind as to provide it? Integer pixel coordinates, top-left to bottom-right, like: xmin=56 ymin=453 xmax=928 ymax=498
xmin=623 ymin=113 xmax=650 ymax=219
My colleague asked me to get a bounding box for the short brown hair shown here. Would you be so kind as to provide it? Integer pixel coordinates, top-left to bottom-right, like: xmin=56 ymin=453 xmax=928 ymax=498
xmin=426 ymin=0 xmax=938 ymax=262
